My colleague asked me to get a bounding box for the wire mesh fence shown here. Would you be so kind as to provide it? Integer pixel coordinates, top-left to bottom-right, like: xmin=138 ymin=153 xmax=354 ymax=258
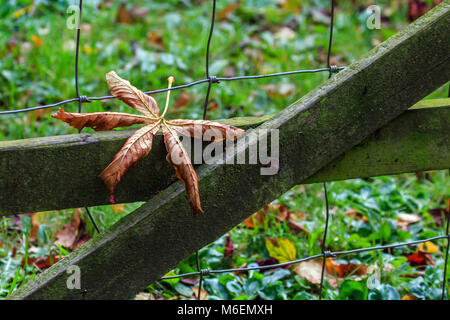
xmin=1 ymin=0 xmax=448 ymax=300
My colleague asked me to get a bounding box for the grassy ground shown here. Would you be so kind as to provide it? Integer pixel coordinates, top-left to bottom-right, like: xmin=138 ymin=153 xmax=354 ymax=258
xmin=0 ymin=0 xmax=448 ymax=300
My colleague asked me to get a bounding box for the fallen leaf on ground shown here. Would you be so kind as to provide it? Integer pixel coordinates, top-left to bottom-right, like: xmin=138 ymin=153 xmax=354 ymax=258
xmin=402 ymin=294 xmax=419 ymax=300
xmin=13 ymin=4 xmax=34 ymax=19
xmin=294 ymin=259 xmax=335 ymax=286
xmin=256 ymin=258 xmax=278 ymax=267
xmin=22 ymin=252 xmax=61 ymax=269
xmin=244 ymin=204 xmax=288 ymax=228
xmin=346 ymin=209 xmax=369 ymax=223
xmin=74 ymin=234 xmax=91 ymax=249
xmin=407 ymin=250 xmax=435 ymax=267
xmin=224 ymin=235 xmax=235 ymax=260
xmin=397 ymin=213 xmax=422 ymax=224
xmin=396 ymin=212 xmax=422 ymax=231
xmin=400 ymin=272 xmax=424 ymax=279
xmin=243 ymin=210 xmax=266 ymax=229
xmin=192 ymin=287 xmax=209 ymax=300
xmin=278 ymin=0 xmax=302 ymax=14
xmin=31 ymin=35 xmax=43 ymax=48
xmin=326 ymin=259 xmax=368 ymax=278
xmin=54 ymin=210 xmax=81 ymax=249
xmin=244 ymin=204 xmax=308 ymax=234
xmin=146 ymin=32 xmax=164 ymax=50
xmin=265 ymin=238 xmax=296 ymax=263
xmin=408 ymin=0 xmax=428 ymax=21
xmin=418 ymin=241 xmax=439 ymax=254
xmin=217 ymin=2 xmax=240 ymax=20
xmin=181 ymin=278 xmax=200 ymax=286
xmin=111 ymin=203 xmax=125 ymax=214
xmin=294 ymin=258 xmax=369 ymax=288
xmin=274 ymin=27 xmax=296 ymax=41
xmin=172 ymin=92 xmax=191 ymax=110
xmin=428 ymin=206 xmax=449 ymax=226
xmin=116 ymin=2 xmax=148 ymax=24
xmin=287 ymin=219 xmax=309 ymax=233
xmin=29 ymin=212 xmax=40 ymax=242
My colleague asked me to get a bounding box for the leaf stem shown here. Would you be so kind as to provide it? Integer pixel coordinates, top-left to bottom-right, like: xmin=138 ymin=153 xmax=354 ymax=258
xmin=161 ymin=76 xmax=174 ymax=119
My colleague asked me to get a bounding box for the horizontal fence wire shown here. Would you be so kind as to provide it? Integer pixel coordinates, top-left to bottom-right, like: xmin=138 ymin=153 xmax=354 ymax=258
xmin=0 ymin=68 xmax=344 ymax=115
xmin=2 ymin=0 xmax=448 ymax=300
xmin=160 ymin=235 xmax=450 ymax=280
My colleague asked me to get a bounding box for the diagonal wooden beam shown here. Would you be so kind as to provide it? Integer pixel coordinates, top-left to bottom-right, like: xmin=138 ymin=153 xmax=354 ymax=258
xmin=7 ymin=2 xmax=450 ymax=300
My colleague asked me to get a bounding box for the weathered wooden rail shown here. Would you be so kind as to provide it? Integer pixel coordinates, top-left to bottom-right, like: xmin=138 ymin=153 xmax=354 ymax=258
xmin=5 ymin=2 xmax=450 ymax=299
xmin=1 ymin=100 xmax=449 ymax=216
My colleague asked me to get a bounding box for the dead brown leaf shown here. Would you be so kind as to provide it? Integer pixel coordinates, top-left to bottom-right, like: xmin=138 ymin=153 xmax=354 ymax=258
xmin=402 ymin=294 xmax=419 ymax=300
xmin=294 ymin=258 xmax=368 ymax=288
xmin=396 ymin=212 xmax=422 ymax=231
xmin=22 ymin=252 xmax=61 ymax=269
xmin=407 ymin=250 xmax=435 ymax=268
xmin=244 ymin=204 xmax=308 ymax=233
xmin=172 ymin=92 xmax=191 ymax=110
xmin=217 ymin=2 xmax=240 ymax=20
xmin=294 ymin=259 xmax=335 ymax=286
xmin=54 ymin=210 xmax=81 ymax=249
xmin=192 ymin=287 xmax=209 ymax=300
xmin=346 ymin=209 xmax=369 ymax=223
xmin=29 ymin=213 xmax=40 ymax=242
xmin=53 ymin=72 xmax=245 ymax=215
xmin=326 ymin=259 xmax=368 ymax=278
xmin=116 ymin=2 xmax=148 ymax=24
xmin=224 ymin=234 xmax=235 ymax=260
xmin=146 ymin=32 xmax=164 ymax=50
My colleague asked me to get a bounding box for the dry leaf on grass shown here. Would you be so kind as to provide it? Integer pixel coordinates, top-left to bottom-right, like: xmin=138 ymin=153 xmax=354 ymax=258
xmin=428 ymin=204 xmax=449 ymax=226
xmin=224 ymin=235 xmax=235 ymax=260
xmin=402 ymin=294 xmax=420 ymax=300
xmin=265 ymin=238 xmax=296 ymax=263
xmin=418 ymin=241 xmax=439 ymax=254
xmin=346 ymin=209 xmax=369 ymax=223
xmin=217 ymin=2 xmax=240 ymax=20
xmin=116 ymin=2 xmax=148 ymax=24
xmin=244 ymin=204 xmax=308 ymax=233
xmin=407 ymin=250 xmax=435 ymax=267
xmin=294 ymin=259 xmax=330 ymax=285
xmin=54 ymin=210 xmax=81 ymax=248
xmin=294 ymin=258 xmax=369 ymax=288
xmin=22 ymin=252 xmax=61 ymax=269
xmin=192 ymin=287 xmax=209 ymax=300
xmin=53 ymin=72 xmax=245 ymax=215
xmin=396 ymin=213 xmax=421 ymax=231
xmin=111 ymin=203 xmax=126 ymax=214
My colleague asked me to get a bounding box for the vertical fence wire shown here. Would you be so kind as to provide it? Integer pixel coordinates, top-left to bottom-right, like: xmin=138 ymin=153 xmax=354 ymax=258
xmin=196 ymin=0 xmax=218 ymax=300
xmin=74 ymin=0 xmax=100 ymax=235
xmin=318 ymin=0 xmax=336 ymax=300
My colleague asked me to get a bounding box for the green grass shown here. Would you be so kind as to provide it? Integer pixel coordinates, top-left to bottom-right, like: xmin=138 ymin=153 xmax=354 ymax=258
xmin=0 ymin=0 xmax=448 ymax=300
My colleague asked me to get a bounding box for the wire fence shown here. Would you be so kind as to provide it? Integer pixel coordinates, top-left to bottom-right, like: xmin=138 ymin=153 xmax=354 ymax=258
xmin=1 ymin=0 xmax=449 ymax=301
